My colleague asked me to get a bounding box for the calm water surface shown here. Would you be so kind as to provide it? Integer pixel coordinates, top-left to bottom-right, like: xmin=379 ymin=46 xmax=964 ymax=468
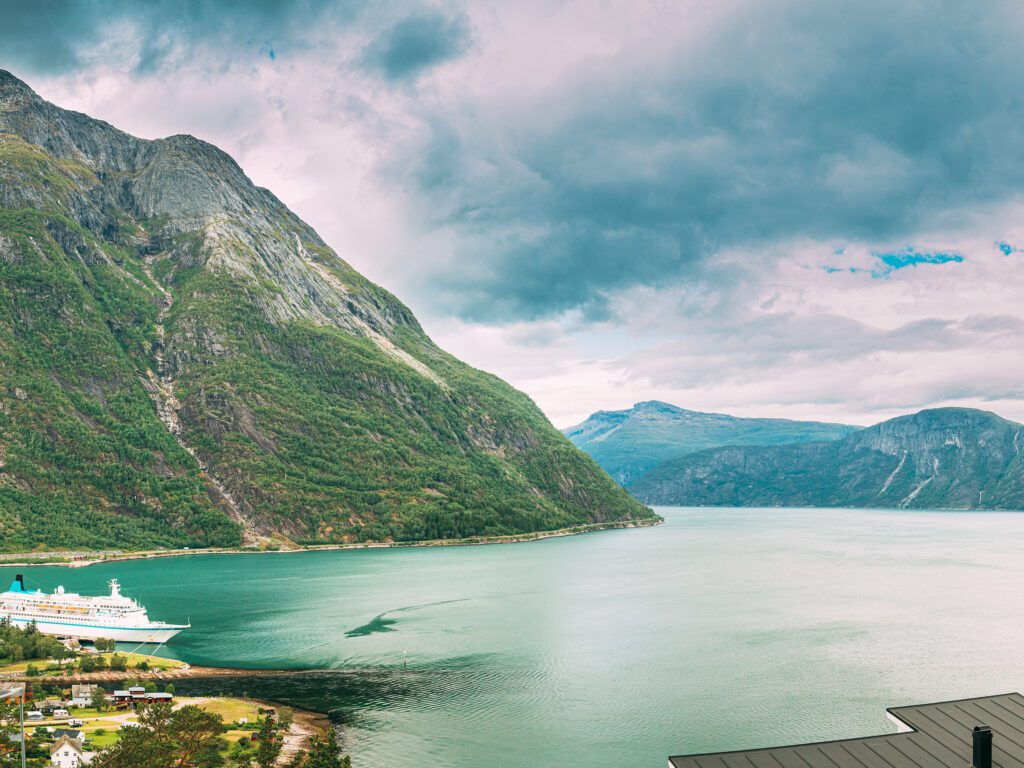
xmin=19 ymin=507 xmax=1024 ymax=767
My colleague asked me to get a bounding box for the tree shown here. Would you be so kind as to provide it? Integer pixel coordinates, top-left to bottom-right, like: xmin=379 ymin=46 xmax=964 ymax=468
xmin=109 ymin=654 xmax=128 ymax=672
xmin=299 ymin=731 xmax=351 ymax=768
xmin=255 ymin=716 xmax=282 ymax=768
xmin=0 ymin=700 xmax=19 ymax=751
xmin=164 ymin=683 xmax=175 ymax=695
xmin=93 ymin=703 xmax=226 ymax=768
xmin=92 ymin=688 xmax=109 ymax=712
xmin=94 ymin=638 xmax=116 ymax=652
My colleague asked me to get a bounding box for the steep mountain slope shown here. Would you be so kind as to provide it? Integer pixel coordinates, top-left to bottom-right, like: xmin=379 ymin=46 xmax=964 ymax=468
xmin=563 ymin=401 xmax=858 ymax=485
xmin=630 ymin=408 xmax=1024 ymax=509
xmin=0 ymin=70 xmax=655 ymax=552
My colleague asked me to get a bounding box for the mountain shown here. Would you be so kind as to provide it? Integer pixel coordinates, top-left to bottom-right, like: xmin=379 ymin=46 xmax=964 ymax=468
xmin=563 ymin=401 xmax=858 ymax=485
xmin=629 ymin=407 xmax=1024 ymax=509
xmin=0 ymin=70 xmax=655 ymax=552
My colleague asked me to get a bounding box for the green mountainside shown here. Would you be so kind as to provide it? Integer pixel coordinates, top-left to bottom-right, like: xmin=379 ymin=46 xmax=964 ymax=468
xmin=563 ymin=400 xmax=858 ymax=485
xmin=630 ymin=407 xmax=1024 ymax=509
xmin=0 ymin=70 xmax=655 ymax=552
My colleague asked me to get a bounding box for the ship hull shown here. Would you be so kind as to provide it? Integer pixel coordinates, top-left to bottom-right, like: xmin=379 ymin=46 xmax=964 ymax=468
xmin=5 ymin=617 xmax=186 ymax=643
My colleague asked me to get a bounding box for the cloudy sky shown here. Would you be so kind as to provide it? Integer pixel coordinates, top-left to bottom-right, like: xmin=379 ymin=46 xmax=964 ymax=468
xmin=5 ymin=0 xmax=1024 ymax=428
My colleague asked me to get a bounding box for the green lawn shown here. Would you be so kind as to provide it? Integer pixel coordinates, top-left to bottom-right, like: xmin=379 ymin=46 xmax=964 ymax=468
xmin=93 ymin=651 xmax=186 ymax=670
xmin=0 ymin=658 xmax=76 ymax=674
xmin=188 ymin=697 xmax=263 ymax=725
xmin=84 ymin=726 xmax=124 ymax=748
xmin=0 ymin=650 xmax=185 ymax=675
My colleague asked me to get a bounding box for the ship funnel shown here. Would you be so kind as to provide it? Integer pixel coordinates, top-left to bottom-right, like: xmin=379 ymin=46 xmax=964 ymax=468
xmin=14 ymin=574 xmax=24 ymax=592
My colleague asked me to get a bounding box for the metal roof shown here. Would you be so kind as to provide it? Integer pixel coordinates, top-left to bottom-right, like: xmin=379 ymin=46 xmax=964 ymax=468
xmin=669 ymin=693 xmax=1024 ymax=768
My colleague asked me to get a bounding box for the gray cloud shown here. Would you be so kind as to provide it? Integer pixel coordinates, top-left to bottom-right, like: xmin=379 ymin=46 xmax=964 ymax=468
xmin=7 ymin=0 xmax=1024 ymax=335
xmin=382 ymin=1 xmax=1024 ymax=321
xmin=360 ymin=10 xmax=472 ymax=81
xmin=0 ymin=0 xmax=346 ymax=75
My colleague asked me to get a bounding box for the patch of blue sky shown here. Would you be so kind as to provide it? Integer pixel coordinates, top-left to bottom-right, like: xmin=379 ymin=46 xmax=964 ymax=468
xmin=824 ymin=247 xmax=964 ymax=279
xmin=874 ymin=248 xmax=964 ymax=271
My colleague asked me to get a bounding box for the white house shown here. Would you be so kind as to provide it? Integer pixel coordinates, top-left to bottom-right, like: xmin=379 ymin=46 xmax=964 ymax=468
xmin=69 ymin=685 xmax=96 ymax=707
xmin=50 ymin=735 xmax=85 ymax=768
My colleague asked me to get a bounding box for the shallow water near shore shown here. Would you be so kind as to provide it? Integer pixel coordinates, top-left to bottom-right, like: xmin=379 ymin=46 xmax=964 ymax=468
xmin=19 ymin=507 xmax=1024 ymax=767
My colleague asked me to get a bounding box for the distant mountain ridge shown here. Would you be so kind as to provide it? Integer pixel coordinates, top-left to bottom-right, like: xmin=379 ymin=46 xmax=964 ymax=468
xmin=630 ymin=407 xmax=1024 ymax=510
xmin=563 ymin=401 xmax=858 ymax=485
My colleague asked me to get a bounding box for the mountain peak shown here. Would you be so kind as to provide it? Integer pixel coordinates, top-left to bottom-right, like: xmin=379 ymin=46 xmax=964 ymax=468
xmin=632 ymin=400 xmax=689 ymax=414
xmin=0 ymin=70 xmax=37 ymax=101
xmin=876 ymin=407 xmax=1016 ymax=431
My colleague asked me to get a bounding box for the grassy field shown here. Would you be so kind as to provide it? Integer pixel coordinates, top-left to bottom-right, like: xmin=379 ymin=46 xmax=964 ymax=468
xmin=94 ymin=651 xmax=186 ymax=670
xmin=0 ymin=650 xmax=186 ymax=675
xmin=191 ymin=697 xmax=264 ymax=725
xmin=0 ymin=659 xmax=71 ymax=674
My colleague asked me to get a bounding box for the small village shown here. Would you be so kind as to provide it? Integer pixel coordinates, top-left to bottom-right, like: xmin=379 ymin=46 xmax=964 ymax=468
xmin=1 ymin=677 xmax=317 ymax=767
xmin=0 ymin=639 xmax=329 ymax=767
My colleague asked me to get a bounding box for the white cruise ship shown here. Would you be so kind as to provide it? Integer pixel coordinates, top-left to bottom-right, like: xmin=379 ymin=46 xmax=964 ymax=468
xmin=0 ymin=575 xmax=188 ymax=643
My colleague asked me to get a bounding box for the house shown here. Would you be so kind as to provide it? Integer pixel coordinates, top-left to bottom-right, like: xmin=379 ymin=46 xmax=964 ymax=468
xmin=114 ymin=688 xmax=173 ymax=708
xmin=69 ymin=685 xmax=96 ymax=707
xmin=669 ymin=693 xmax=1024 ymax=768
xmin=51 ymin=729 xmax=86 ymax=744
xmin=50 ymin=735 xmax=85 ymax=768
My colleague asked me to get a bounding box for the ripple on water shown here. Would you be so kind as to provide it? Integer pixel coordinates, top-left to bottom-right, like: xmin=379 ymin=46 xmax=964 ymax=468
xmin=23 ymin=508 xmax=1024 ymax=767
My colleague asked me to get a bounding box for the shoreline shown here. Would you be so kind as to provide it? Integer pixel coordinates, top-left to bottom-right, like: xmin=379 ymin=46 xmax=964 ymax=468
xmin=0 ymin=516 xmax=663 ymax=569
xmin=3 ymin=665 xmax=315 ymax=683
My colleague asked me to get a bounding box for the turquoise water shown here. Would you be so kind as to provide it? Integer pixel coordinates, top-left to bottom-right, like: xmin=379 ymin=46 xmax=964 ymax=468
xmin=17 ymin=507 xmax=1024 ymax=767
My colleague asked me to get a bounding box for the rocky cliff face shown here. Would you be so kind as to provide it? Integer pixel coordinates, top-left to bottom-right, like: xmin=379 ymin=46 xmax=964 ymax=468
xmin=0 ymin=70 xmax=655 ymax=551
xmin=630 ymin=408 xmax=1024 ymax=510
xmin=564 ymin=400 xmax=857 ymax=485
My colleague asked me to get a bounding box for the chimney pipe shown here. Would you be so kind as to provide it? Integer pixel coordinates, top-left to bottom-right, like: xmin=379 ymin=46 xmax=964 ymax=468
xmin=14 ymin=574 xmax=24 ymax=591
xmin=973 ymin=725 xmax=993 ymax=768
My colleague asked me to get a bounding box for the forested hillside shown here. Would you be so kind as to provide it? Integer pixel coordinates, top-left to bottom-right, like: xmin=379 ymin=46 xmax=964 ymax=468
xmin=0 ymin=70 xmax=656 ymax=551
